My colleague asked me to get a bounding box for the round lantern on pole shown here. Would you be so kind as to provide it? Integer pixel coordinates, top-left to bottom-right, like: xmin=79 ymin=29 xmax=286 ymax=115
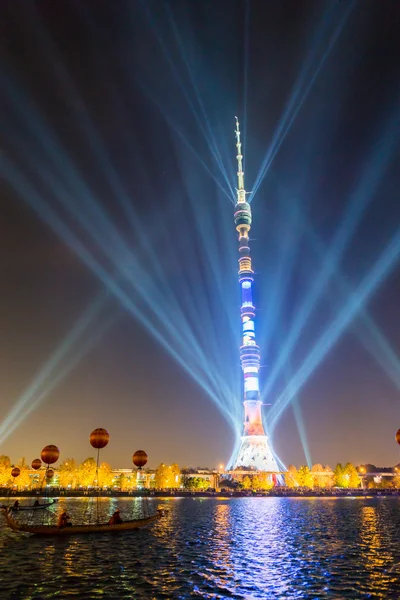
xmin=41 ymin=445 xmax=60 ymax=466
xmin=132 ymin=451 xmax=149 ymax=515
xmin=31 ymin=458 xmax=42 ymax=470
xmin=396 ymin=429 xmax=400 ymax=445
xmin=46 ymin=469 xmax=55 ymax=480
xmin=90 ymin=428 xmax=110 ymax=490
xmin=132 ymin=450 xmax=148 ymax=470
xmin=11 ymin=467 xmax=20 ymax=478
xmin=90 ymin=428 xmax=110 ymax=450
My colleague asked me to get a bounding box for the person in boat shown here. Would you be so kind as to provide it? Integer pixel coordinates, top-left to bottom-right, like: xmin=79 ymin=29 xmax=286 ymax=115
xmin=108 ymin=509 xmax=123 ymax=525
xmin=33 ymin=500 xmax=40 ymax=507
xmin=13 ymin=500 xmax=20 ymax=509
xmin=57 ymin=510 xmax=72 ymax=529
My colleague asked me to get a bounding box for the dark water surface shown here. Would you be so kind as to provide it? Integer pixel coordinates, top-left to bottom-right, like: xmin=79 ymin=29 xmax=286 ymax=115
xmin=1 ymin=496 xmax=400 ymax=599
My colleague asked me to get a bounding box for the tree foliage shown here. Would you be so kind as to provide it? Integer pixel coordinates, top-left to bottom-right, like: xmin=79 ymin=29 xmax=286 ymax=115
xmin=0 ymin=455 xmax=12 ymax=486
xmin=285 ymin=465 xmax=299 ymax=488
xmin=78 ymin=458 xmax=97 ymax=488
xmin=297 ymin=466 xmax=314 ymax=488
xmin=252 ymin=473 xmax=274 ymax=490
xmin=154 ymin=463 xmax=180 ymax=488
xmin=118 ymin=473 xmax=136 ymax=490
xmin=98 ymin=462 xmax=114 ymax=488
xmin=344 ymin=462 xmax=360 ymax=488
xmin=242 ymin=476 xmax=252 ymax=490
xmin=311 ymin=464 xmax=334 ymax=489
xmin=58 ymin=459 xmax=79 ymax=489
xmin=11 ymin=457 xmax=33 ymax=489
xmin=182 ymin=476 xmax=209 ymax=490
xmin=333 ymin=463 xmax=346 ymax=487
xmin=392 ymin=475 xmax=400 ymax=488
xmin=333 ymin=463 xmax=360 ymax=488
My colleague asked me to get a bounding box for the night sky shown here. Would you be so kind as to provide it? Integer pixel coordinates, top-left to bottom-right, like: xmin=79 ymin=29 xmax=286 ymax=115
xmin=1 ymin=0 xmax=400 ymax=469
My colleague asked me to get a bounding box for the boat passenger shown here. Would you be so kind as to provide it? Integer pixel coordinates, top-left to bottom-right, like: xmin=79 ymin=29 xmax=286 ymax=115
xmin=57 ymin=510 xmax=72 ymax=529
xmin=13 ymin=500 xmax=19 ymax=509
xmin=108 ymin=509 xmax=123 ymax=525
xmin=34 ymin=500 xmax=40 ymax=507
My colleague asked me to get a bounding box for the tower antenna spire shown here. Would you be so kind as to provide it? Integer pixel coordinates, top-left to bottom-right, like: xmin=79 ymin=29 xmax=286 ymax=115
xmin=235 ymin=116 xmax=246 ymax=203
xmin=231 ymin=116 xmax=279 ymax=475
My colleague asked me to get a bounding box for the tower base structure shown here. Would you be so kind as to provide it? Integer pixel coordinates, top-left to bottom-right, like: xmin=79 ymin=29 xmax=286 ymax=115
xmin=232 ymin=435 xmax=279 ymax=472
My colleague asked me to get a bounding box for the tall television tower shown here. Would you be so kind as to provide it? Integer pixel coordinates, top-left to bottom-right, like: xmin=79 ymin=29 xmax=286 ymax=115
xmin=231 ymin=117 xmax=279 ymax=472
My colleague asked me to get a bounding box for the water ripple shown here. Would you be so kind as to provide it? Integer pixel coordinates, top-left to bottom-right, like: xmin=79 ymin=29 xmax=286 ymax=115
xmin=1 ymin=496 xmax=400 ymax=598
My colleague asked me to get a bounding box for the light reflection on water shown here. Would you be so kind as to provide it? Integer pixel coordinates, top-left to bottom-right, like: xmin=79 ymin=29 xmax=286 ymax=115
xmin=1 ymin=496 xmax=400 ymax=598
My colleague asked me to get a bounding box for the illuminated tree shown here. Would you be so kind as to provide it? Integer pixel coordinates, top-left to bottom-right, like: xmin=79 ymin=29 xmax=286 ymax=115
xmin=242 ymin=476 xmax=252 ymax=490
xmin=18 ymin=468 xmax=33 ymax=489
xmin=98 ymin=462 xmax=114 ymax=488
xmin=78 ymin=458 xmax=97 ymax=488
xmin=323 ymin=466 xmax=334 ymax=488
xmin=285 ymin=465 xmax=299 ymax=488
xmin=334 ymin=463 xmax=348 ymax=487
xmin=117 ymin=473 xmax=127 ymax=490
xmin=154 ymin=464 xmax=166 ymax=488
xmin=154 ymin=463 xmax=180 ymax=488
xmin=15 ymin=458 xmax=33 ymax=489
xmin=344 ymin=463 xmax=360 ymax=488
xmin=297 ymin=466 xmax=314 ymax=488
xmin=58 ymin=458 xmax=78 ymax=489
xmin=115 ymin=472 xmax=137 ymax=490
xmin=393 ymin=475 xmax=400 ymax=488
xmin=183 ymin=477 xmax=209 ymax=490
xmin=0 ymin=455 xmax=12 ymax=487
xmin=311 ymin=464 xmax=325 ymax=488
xmin=310 ymin=464 xmax=334 ymax=489
xmin=252 ymin=473 xmax=273 ymax=491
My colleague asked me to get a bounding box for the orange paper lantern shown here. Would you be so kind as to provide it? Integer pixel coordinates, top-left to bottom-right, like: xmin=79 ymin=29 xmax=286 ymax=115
xmin=396 ymin=429 xmax=400 ymax=445
xmin=31 ymin=458 xmax=42 ymax=470
xmin=90 ymin=428 xmax=110 ymax=449
xmin=46 ymin=469 xmax=55 ymax=479
xmin=132 ymin=450 xmax=148 ymax=469
xmin=41 ymin=445 xmax=60 ymax=465
xmin=11 ymin=467 xmax=20 ymax=478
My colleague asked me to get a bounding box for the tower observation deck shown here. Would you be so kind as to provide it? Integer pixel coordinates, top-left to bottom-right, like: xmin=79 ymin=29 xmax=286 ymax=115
xmin=231 ymin=118 xmax=279 ymax=472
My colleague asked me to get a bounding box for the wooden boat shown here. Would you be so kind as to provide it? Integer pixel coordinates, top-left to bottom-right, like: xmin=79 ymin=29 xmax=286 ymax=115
xmin=1 ymin=507 xmax=164 ymax=536
xmin=2 ymin=499 xmax=59 ymax=512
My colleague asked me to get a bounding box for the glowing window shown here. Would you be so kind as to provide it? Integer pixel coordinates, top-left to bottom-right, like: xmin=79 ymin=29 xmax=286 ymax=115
xmin=243 ymin=320 xmax=255 ymax=333
xmin=243 ymin=336 xmax=256 ymax=346
xmin=241 ymin=281 xmax=253 ymax=305
xmin=244 ymin=366 xmax=258 ymax=374
xmin=244 ymin=377 xmax=259 ymax=392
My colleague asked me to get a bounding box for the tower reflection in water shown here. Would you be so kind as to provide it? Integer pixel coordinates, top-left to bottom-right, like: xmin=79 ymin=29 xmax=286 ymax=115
xmin=212 ymin=498 xmax=298 ymax=597
xmin=360 ymin=504 xmax=395 ymax=595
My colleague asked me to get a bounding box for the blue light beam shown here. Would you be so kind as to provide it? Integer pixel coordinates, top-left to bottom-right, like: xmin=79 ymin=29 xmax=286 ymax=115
xmin=251 ymin=1 xmax=355 ymax=200
xmin=0 ymin=312 xmax=119 ymax=446
xmin=262 ymin=102 xmax=400 ymax=404
xmin=268 ymin=225 xmax=400 ymax=431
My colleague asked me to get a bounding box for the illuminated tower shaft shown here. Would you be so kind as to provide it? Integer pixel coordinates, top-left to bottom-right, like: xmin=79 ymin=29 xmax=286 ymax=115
xmin=232 ymin=118 xmax=279 ymax=472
